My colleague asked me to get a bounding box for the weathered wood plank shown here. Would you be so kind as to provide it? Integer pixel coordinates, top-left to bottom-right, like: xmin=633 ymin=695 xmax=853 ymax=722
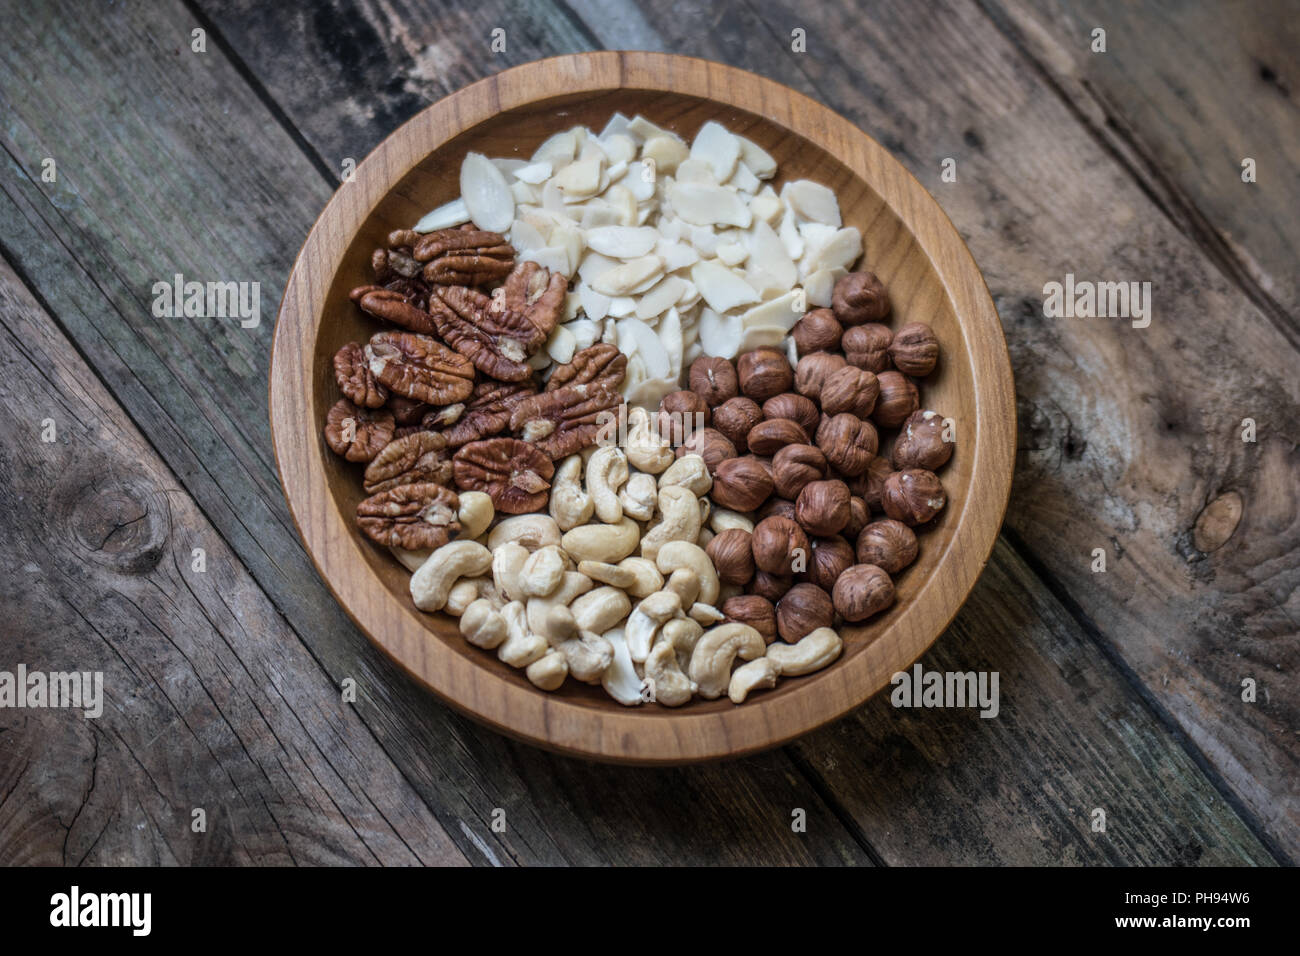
xmin=0 ymin=0 xmax=871 ymax=866
xmin=0 ymin=257 xmax=467 ymax=866
xmin=194 ymin=0 xmax=1278 ymax=862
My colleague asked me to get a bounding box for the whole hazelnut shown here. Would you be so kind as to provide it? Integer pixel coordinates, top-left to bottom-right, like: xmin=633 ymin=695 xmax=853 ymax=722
xmin=757 ymin=497 xmax=798 ymax=522
xmin=831 ymin=272 xmax=890 ymax=325
xmin=658 ymin=390 xmax=711 ymax=443
xmin=706 ymin=528 xmax=756 ymax=586
xmin=794 ymin=479 xmax=852 ymax=536
xmin=881 ymin=469 xmax=947 ymax=525
xmin=688 ymin=356 xmax=739 ymax=407
xmin=815 ymin=413 xmax=879 ymax=476
xmin=738 ymin=347 xmax=794 ymax=401
xmin=893 ymin=409 xmax=953 ymax=471
xmin=791 ymin=308 xmax=843 ymax=355
xmin=675 ymin=427 xmax=736 ymax=474
xmin=722 ymin=594 xmax=777 ymax=643
xmin=712 ymin=396 xmax=763 ymax=451
xmin=842 ymin=323 xmax=893 ymax=373
xmin=746 ymin=418 xmax=809 ymax=456
xmin=889 ymin=322 xmax=940 ymax=376
xmin=751 ymin=515 xmax=810 ymax=576
xmin=855 ymin=519 xmax=919 ymax=574
xmin=844 ymin=496 xmax=870 ymax=539
xmin=832 ymin=564 xmax=895 ymax=622
xmin=751 ymin=570 xmax=793 ymax=603
xmin=872 ymin=371 xmax=919 ymax=428
xmin=819 ymin=366 xmax=880 ymax=418
xmin=858 ymin=457 xmax=894 ymax=511
xmin=806 ymin=536 xmax=855 ymax=592
xmin=771 ymin=444 xmax=828 ymax=499
xmin=776 ymin=583 xmax=835 ymax=642
xmin=762 ymin=393 xmax=820 ymax=437
xmin=711 ymin=457 xmax=775 ymax=512
xmin=793 ymin=352 xmax=846 ymax=403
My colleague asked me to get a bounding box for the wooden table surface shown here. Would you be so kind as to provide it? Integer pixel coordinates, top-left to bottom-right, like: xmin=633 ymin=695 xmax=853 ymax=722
xmin=0 ymin=0 xmax=1294 ymax=866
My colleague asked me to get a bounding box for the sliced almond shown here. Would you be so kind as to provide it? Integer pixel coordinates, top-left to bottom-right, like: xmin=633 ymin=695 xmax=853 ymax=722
xmin=459 ymin=152 xmax=515 ymax=233
xmin=523 ymin=246 xmax=571 ymax=275
xmin=514 ymin=161 xmax=553 ymax=184
xmin=689 ymin=224 xmax=720 ymax=257
xmin=715 ymin=241 xmax=748 ymax=268
xmin=628 ymin=115 xmax=669 ymax=140
xmin=578 ymin=250 xmax=620 ymax=284
xmin=660 ymin=307 xmax=684 ymax=377
xmin=635 ymin=276 xmax=687 ymax=321
xmin=674 ymin=158 xmax=719 ymax=186
xmin=565 ymin=318 xmax=601 ymax=350
xmin=414 ymin=197 xmax=470 ymax=233
xmin=641 ymin=133 xmax=689 ymax=175
xmin=740 ymin=290 xmax=802 ymax=332
xmin=690 ymin=120 xmax=741 ymax=182
xmin=801 ymin=226 xmax=862 ymax=278
xmin=668 ymin=182 xmax=753 ymax=228
xmin=736 ymin=135 xmax=777 ymax=179
xmin=617 ymin=317 xmax=670 ymax=379
xmin=744 ymin=218 xmax=797 ymax=294
xmin=586 ymin=225 xmax=660 ymax=258
xmin=783 ymin=180 xmax=842 ymax=227
xmin=509 ymin=219 xmax=547 ymax=256
xmin=691 ymin=260 xmax=760 ymax=313
xmin=607 ymin=295 xmax=637 ymax=318
xmin=577 ymin=282 xmax=612 ymax=321
xmin=803 ymin=266 xmax=847 ymax=307
xmin=729 ymin=162 xmax=760 ymax=195
xmin=655 ymin=238 xmax=699 ymax=272
xmin=532 ymin=129 xmax=579 ymax=166
xmin=579 ymin=202 xmax=623 ymax=230
xmin=600 ymin=112 xmax=635 ymax=141
xmin=623 ymin=163 xmax=656 ymax=201
xmin=600 ymin=133 xmax=637 ymax=165
xmin=553 ymin=156 xmax=603 ymax=198
xmin=590 ymin=255 xmax=664 ymax=297
xmin=604 ymin=184 xmax=640 ymax=224
xmin=698 ymin=307 xmax=744 ymax=358
xmin=737 ymin=324 xmax=789 ymax=352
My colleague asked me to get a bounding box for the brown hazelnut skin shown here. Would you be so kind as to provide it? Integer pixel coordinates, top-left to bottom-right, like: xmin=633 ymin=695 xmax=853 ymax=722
xmin=872 ymin=371 xmax=920 ymax=428
xmin=857 ymin=457 xmax=894 ymax=511
xmin=711 ymin=457 xmax=775 ymax=512
xmin=757 ymin=497 xmax=797 ymax=522
xmin=832 ymin=564 xmax=895 ymax=622
xmin=746 ymin=418 xmax=809 ymax=456
xmin=751 ymin=516 xmax=811 ymax=576
xmin=844 ymin=496 xmax=870 ymax=539
xmin=881 ymin=469 xmax=947 ymax=526
xmin=815 ymin=413 xmax=879 ymax=477
xmin=657 ymin=390 xmax=711 ymax=443
xmin=806 ymin=536 xmax=855 ymax=592
xmin=771 ymin=444 xmax=828 ymax=499
xmin=791 ymin=308 xmax=843 ymax=355
xmin=712 ymin=396 xmax=763 ymax=451
xmin=706 ymin=528 xmax=756 ymax=586
xmin=842 ymin=323 xmax=893 ymax=373
xmin=751 ymin=570 xmax=793 ymax=603
xmin=722 ymin=594 xmax=778 ymax=643
xmin=776 ymin=583 xmax=835 ymax=643
xmin=795 ymin=479 xmax=852 ymax=537
xmin=893 ymin=410 xmax=953 ymax=471
xmin=675 ymin=427 xmax=736 ymax=474
xmin=889 ymin=322 xmax=940 ymax=377
xmin=762 ymin=393 xmax=820 ymax=437
xmin=855 ymin=519 xmax=918 ymax=574
xmin=793 ymin=352 xmax=846 ymax=403
xmin=688 ymin=356 xmax=738 ymax=407
xmin=832 ymin=272 xmax=891 ymax=325
xmin=737 ymin=347 xmax=794 ymax=402
xmin=819 ymin=366 xmax=880 ymax=418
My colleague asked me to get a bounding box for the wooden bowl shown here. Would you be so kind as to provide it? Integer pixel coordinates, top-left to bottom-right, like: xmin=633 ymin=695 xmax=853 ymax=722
xmin=270 ymin=52 xmax=1015 ymax=764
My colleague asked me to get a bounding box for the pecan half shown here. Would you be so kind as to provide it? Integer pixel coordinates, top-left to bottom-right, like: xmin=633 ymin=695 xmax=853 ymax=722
xmin=508 ymin=386 xmax=624 ymax=459
xmin=355 ymin=482 xmax=461 ymax=550
xmin=429 ymin=286 xmax=540 ymax=382
xmin=333 ymin=341 xmax=388 ymax=408
xmin=453 ymin=438 xmax=554 ymax=514
xmin=386 ymin=394 xmax=430 ymax=426
xmin=413 ymin=224 xmax=514 ymax=286
xmin=353 ymin=287 xmax=436 ymax=334
xmin=500 ymin=261 xmax=566 ymax=344
xmin=545 ymin=343 xmax=627 ymax=393
xmin=443 ymin=380 xmax=537 ymax=447
xmin=363 ymin=431 xmax=453 ymax=494
xmin=365 ymin=331 xmax=475 ymax=404
xmin=324 ymin=399 xmax=395 ymax=463
xmin=372 ymin=230 xmax=425 ymax=282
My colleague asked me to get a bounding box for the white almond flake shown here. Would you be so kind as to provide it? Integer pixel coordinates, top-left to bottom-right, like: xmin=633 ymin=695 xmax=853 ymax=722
xmin=624 ymin=375 xmax=679 ymax=410
xmin=600 ymin=133 xmax=637 ymax=165
xmin=655 ymin=238 xmax=699 ymax=272
xmin=624 ymin=163 xmax=656 ymax=201
xmin=414 ymin=197 xmax=471 ymax=232
xmin=803 ymin=266 xmax=848 ymax=307
xmin=738 ymin=324 xmax=789 ymax=352
xmin=492 ymin=157 xmax=527 ymax=176
xmin=564 ymin=291 xmax=582 ymax=322
xmin=729 ymin=161 xmax=760 ymax=195
xmin=797 ymin=221 xmax=838 ymax=249
xmin=600 ymin=112 xmax=634 ymax=141
xmin=618 ymin=317 xmax=670 ymax=379
xmin=744 ymin=218 xmax=798 ymax=294
xmin=801 ymin=226 xmax=862 ymax=278
xmin=676 ymin=279 xmax=700 ymax=310
xmin=690 ymin=120 xmax=741 ymax=182
xmin=749 ymin=191 xmax=782 ymax=226
xmin=716 ymin=241 xmax=748 ymax=267
xmin=590 ymin=255 xmax=664 ymax=296
xmin=578 ymin=137 xmax=608 ymax=164
xmin=690 ymin=224 xmax=720 ymax=257
xmin=541 ymin=179 xmax=566 ymax=212
xmin=698 ymin=307 xmax=743 ymax=358
xmin=579 ymin=202 xmax=622 ymax=229
xmin=674 ymin=158 xmax=719 ymax=186
xmin=460 ymin=152 xmax=515 ymax=233
xmin=510 ymin=181 xmax=539 ymax=205
xmin=547 ymin=324 xmax=577 ymax=364
xmin=566 ymin=319 xmax=601 ymax=350
xmin=628 ymin=115 xmax=669 ymax=140
xmin=514 ymin=161 xmax=553 ymax=184
xmin=607 ymin=295 xmax=638 ymax=318
xmin=641 ymin=133 xmax=689 ymax=175
xmin=691 ymin=260 xmax=760 ymax=313
xmin=736 ymin=135 xmax=777 ymax=179
xmin=553 ymin=156 xmax=603 ymax=198
xmin=783 ymin=180 xmax=842 ymax=226
xmin=523 ymin=246 xmax=571 ymax=275
xmin=578 ymin=250 xmax=620 ymax=284
xmin=635 ymin=276 xmax=686 ymax=321
xmin=778 ymin=209 xmax=804 ymax=260
xmin=509 ymin=219 xmax=547 ymax=255
xmin=668 ymin=182 xmax=753 ymax=228
xmin=623 ymin=352 xmax=646 ymax=391
xmin=532 ymin=129 xmax=578 ymax=166
xmin=577 ymin=282 xmax=612 ymax=321
xmin=661 ymin=307 xmax=684 ymax=377
xmin=740 ymin=290 xmax=802 ymax=332
xmin=586 ymin=225 xmax=659 ymax=258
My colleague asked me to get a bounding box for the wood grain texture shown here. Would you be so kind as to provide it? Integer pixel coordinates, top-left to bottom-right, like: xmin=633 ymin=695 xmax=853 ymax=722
xmin=0 ymin=258 xmax=467 ymax=866
xmin=0 ymin=0 xmax=874 ymax=866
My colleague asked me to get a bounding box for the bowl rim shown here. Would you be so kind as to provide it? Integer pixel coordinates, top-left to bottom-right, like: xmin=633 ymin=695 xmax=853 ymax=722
xmin=269 ymin=51 xmax=1016 ymax=764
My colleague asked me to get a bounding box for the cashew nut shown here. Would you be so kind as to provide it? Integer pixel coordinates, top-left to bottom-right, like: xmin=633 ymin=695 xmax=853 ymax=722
xmin=658 ymin=454 xmax=713 ymax=496
xmin=492 ymin=541 xmax=530 ymax=603
xmin=519 ymin=545 xmax=566 ymax=598
xmin=617 ymin=557 xmax=664 ymax=598
xmin=577 ymin=560 xmax=637 ymax=590
xmin=488 ymin=514 xmax=562 ymax=552
xmin=708 ymin=508 xmax=754 ymax=534
xmin=688 ymin=623 xmax=766 ymax=699
xmin=557 ymin=629 xmax=614 ymax=683
xmin=390 ymin=546 xmax=432 ymax=573
xmin=410 ymin=540 xmax=492 ymax=611
xmin=525 ymin=571 xmax=593 ymax=636
xmin=765 ymin=627 xmax=842 ymax=676
xmin=645 ymin=637 xmax=698 ymax=706
xmin=457 ymin=491 xmax=495 ymax=540
xmin=600 ymin=626 xmax=647 ymax=706
xmin=625 ymin=406 xmax=675 ymax=474
xmin=549 ymin=455 xmax=593 ymax=531
xmin=497 ymin=601 xmax=548 ymax=668
xmin=697 ymin=526 xmax=715 ymax=549
xmin=655 ymin=540 xmax=720 ymax=606
xmin=665 ymin=568 xmax=701 ymax=607
xmin=619 ymin=472 xmax=658 ymax=521
xmin=460 ymin=599 xmax=507 ymax=649
xmin=526 ymin=649 xmax=569 ymax=691
xmin=562 ymin=517 xmax=640 ymax=563
xmin=445 ymin=578 xmax=483 ymax=616
xmin=689 ymin=602 xmax=724 ymax=625
xmin=570 ymin=586 xmax=633 ymax=634
xmin=729 ymin=657 xmax=779 ymax=704
xmin=641 ymin=486 xmax=703 ymax=561
xmin=586 ymin=445 xmax=629 ymax=523
xmin=625 ymin=590 xmax=683 ymax=663
xmin=662 ymin=616 xmax=704 ymax=671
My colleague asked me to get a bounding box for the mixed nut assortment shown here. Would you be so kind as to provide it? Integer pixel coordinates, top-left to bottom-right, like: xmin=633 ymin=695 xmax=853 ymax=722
xmin=323 ymin=114 xmax=954 ymax=708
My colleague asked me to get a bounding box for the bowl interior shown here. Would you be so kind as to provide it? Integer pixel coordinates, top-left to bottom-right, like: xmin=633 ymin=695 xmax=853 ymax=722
xmin=311 ymin=87 xmax=974 ymax=718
